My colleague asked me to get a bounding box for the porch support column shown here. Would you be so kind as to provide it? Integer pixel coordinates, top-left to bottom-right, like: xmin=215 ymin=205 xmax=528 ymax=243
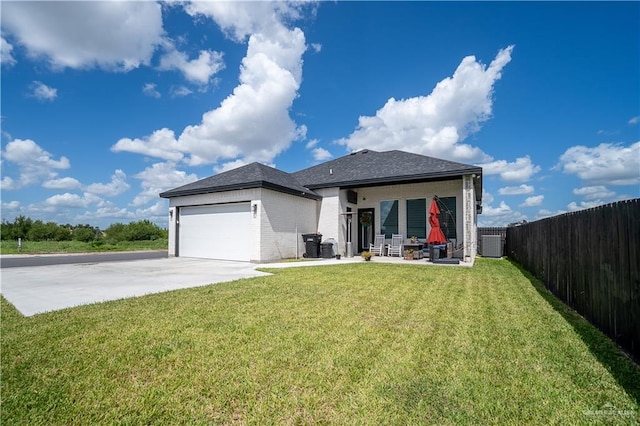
xmin=462 ymin=175 xmax=476 ymax=262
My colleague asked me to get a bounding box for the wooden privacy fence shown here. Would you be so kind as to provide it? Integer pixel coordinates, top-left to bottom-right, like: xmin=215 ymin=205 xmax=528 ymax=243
xmin=506 ymin=199 xmax=640 ymax=361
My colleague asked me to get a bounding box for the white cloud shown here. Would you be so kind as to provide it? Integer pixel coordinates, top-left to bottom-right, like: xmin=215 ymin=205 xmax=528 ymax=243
xmin=170 ymin=86 xmax=193 ymax=98
xmin=143 ymin=83 xmax=161 ymax=98
xmin=112 ymin=128 xmax=184 ymax=162
xmin=572 ymin=185 xmax=616 ymax=200
xmin=480 ymin=156 xmax=541 ymax=182
xmin=305 ymin=139 xmax=318 ymax=149
xmin=115 ymin=2 xmax=309 ymax=168
xmin=176 ymin=23 xmax=307 ymax=165
xmin=85 ymin=170 xmax=130 ymax=197
xmin=44 ymin=192 xmax=102 ymax=209
xmin=482 ymin=201 xmax=513 ymax=217
xmin=1 ymin=1 xmax=164 ymax=71
xmin=520 ymin=195 xmax=544 ymax=207
xmin=534 ymin=208 xmax=566 ymax=220
xmin=310 ymin=43 xmax=322 ymax=53
xmin=1 ymin=36 xmax=16 ymax=66
xmin=567 ymin=200 xmax=607 ymax=212
xmin=42 ymin=177 xmax=82 ymax=190
xmin=1 ymin=200 xmax=21 ymax=210
xmin=482 ymin=189 xmax=494 ymax=205
xmin=537 ymin=209 xmax=553 ymax=218
xmin=478 ymin=199 xmax=529 ymax=227
xmin=135 ymin=200 xmax=167 ymax=219
xmin=498 ymin=184 xmax=534 ymax=195
xmin=29 ymin=81 xmax=57 ymax=101
xmin=213 ymin=159 xmax=250 ymax=174
xmin=1 ymin=139 xmax=70 ymax=188
xmin=629 ymin=116 xmax=639 ymax=125
xmin=559 ymin=142 xmax=640 ymax=186
xmin=132 ymin=162 xmax=198 ymax=207
xmin=76 ymin=202 xmax=137 ymax=222
xmin=312 ymin=147 xmax=332 ymax=161
xmin=0 ymin=176 xmax=18 ymax=190
xmin=184 ymin=1 xmax=306 ymax=43
xmin=337 ymin=46 xmax=514 ymax=163
xmin=158 ymin=47 xmax=225 ymax=85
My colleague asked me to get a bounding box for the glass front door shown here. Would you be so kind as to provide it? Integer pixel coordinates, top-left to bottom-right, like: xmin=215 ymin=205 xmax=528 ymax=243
xmin=357 ymin=208 xmax=374 ymax=253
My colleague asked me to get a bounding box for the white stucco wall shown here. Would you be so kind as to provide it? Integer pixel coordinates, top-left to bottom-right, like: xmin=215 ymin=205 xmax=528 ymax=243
xmin=315 ymin=187 xmax=340 ymax=239
xmin=258 ymin=189 xmax=317 ymax=262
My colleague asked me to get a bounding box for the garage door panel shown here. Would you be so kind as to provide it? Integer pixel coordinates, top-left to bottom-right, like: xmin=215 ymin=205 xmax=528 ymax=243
xmin=179 ymin=203 xmax=251 ymax=261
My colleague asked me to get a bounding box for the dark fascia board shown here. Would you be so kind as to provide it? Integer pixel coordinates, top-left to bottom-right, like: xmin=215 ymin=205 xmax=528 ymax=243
xmin=159 ymin=181 xmax=321 ymax=200
xmin=306 ymin=168 xmax=482 ymax=190
xmin=309 ymin=168 xmax=483 ymax=204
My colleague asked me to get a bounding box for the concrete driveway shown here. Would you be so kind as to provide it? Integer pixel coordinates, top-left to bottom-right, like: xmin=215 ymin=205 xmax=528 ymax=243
xmin=0 ymin=257 xmax=271 ymax=316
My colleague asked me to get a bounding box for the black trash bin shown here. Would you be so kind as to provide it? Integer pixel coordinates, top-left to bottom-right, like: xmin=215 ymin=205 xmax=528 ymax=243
xmin=321 ymin=243 xmax=334 ymax=259
xmin=302 ymin=233 xmax=322 ymax=258
xmin=429 ymin=244 xmax=446 ymax=261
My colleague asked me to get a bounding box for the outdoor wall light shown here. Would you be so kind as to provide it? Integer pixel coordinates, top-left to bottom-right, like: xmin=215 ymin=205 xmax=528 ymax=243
xmin=252 ymin=204 xmax=258 ymax=217
xmin=169 ymin=210 xmax=173 ymax=219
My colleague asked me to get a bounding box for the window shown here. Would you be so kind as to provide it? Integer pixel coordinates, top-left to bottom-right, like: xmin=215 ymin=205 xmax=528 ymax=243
xmin=438 ymin=197 xmax=457 ymax=240
xmin=406 ymin=199 xmax=427 ymax=239
xmin=380 ymin=200 xmax=398 ymax=238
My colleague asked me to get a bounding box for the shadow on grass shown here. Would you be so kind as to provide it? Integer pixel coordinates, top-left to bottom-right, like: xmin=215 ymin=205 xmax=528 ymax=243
xmin=507 ymin=258 xmax=640 ymax=404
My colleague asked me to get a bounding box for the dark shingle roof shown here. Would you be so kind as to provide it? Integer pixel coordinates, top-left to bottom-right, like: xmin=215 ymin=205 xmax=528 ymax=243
xmin=293 ymin=150 xmax=482 ymax=189
xmin=159 ymin=162 xmax=321 ymax=199
xmin=159 ymin=150 xmax=482 ymax=201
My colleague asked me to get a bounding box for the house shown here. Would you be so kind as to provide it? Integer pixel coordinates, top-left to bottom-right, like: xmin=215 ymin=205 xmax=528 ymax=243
xmin=159 ymin=149 xmax=482 ymax=263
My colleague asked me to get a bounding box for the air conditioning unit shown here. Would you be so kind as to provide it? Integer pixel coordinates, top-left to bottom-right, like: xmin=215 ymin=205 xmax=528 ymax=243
xmin=482 ymin=235 xmax=503 ymax=258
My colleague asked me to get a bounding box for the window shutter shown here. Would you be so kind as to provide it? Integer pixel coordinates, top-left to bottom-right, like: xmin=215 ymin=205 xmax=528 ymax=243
xmin=406 ymin=199 xmax=426 ymax=239
xmin=438 ymin=197 xmax=457 ymax=240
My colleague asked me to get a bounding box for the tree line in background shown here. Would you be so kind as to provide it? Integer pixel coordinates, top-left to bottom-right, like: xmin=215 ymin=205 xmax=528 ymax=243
xmin=0 ymin=216 xmax=167 ymax=243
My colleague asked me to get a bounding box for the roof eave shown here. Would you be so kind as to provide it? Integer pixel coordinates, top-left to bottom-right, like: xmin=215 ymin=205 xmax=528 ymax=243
xmin=159 ymin=181 xmax=321 ymax=201
xmin=305 ymin=168 xmax=482 ymax=190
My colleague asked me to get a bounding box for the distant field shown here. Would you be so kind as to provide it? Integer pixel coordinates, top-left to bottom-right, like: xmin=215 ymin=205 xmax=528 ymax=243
xmin=0 ymin=239 xmax=167 ymax=255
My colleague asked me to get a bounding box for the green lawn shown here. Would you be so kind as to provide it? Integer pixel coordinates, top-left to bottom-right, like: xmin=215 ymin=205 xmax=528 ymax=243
xmin=2 ymin=259 xmax=638 ymax=424
xmin=0 ymin=239 xmax=167 ymax=255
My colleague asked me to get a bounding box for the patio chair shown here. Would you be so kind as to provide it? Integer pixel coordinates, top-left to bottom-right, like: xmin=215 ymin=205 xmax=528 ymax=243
xmin=369 ymin=234 xmax=386 ymax=256
xmin=387 ymin=234 xmax=404 ymax=257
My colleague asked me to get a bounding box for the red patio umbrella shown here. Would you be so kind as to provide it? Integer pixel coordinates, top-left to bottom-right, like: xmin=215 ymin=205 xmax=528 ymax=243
xmin=427 ymin=198 xmax=447 ymax=245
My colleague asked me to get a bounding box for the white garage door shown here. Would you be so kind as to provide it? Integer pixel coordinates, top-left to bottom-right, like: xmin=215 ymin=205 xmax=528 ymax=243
xmin=179 ymin=203 xmax=251 ymax=261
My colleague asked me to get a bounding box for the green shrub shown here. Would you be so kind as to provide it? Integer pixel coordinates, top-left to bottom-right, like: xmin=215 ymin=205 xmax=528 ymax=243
xmin=54 ymin=226 xmax=72 ymax=241
xmin=27 ymin=221 xmax=69 ymax=241
xmin=73 ymin=226 xmax=98 ymax=242
xmin=1 ymin=215 xmax=33 ymax=240
xmin=105 ymin=220 xmax=165 ymax=242
xmin=104 ymin=223 xmax=128 ymax=242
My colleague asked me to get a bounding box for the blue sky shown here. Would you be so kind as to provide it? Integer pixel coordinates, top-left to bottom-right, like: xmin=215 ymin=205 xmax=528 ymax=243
xmin=1 ymin=1 xmax=638 ymax=229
